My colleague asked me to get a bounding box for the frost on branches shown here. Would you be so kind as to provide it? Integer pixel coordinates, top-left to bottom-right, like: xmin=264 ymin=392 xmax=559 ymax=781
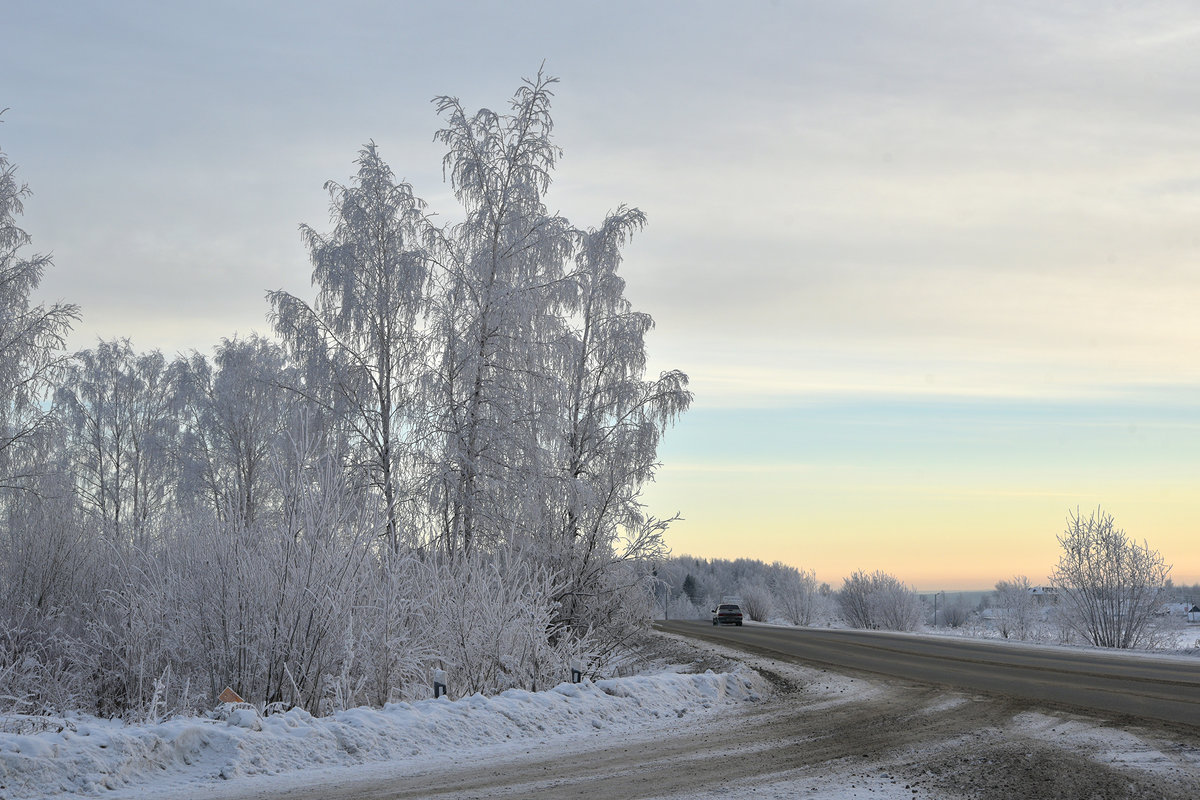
xmin=838 ymin=570 xmax=922 ymax=632
xmin=1051 ymin=507 xmax=1171 ymax=649
xmin=0 ymin=122 xmax=78 ymax=494
xmin=0 ymin=75 xmax=689 ymax=721
xmin=269 ymin=144 xmax=429 ymax=554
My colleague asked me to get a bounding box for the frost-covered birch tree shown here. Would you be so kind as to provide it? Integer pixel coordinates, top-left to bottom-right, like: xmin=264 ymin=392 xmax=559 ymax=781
xmin=551 ymin=207 xmax=691 ymax=628
xmin=55 ymin=340 xmax=182 ymax=542
xmin=0 ymin=126 xmax=78 ymax=494
xmin=425 ymin=70 xmax=575 ymax=556
xmin=177 ymin=336 xmax=291 ymax=526
xmin=269 ymin=144 xmax=430 ymax=553
xmin=0 ymin=75 xmax=694 ymax=719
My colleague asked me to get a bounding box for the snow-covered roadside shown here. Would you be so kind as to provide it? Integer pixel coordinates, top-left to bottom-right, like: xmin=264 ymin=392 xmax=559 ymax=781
xmin=0 ymin=669 xmax=765 ymax=799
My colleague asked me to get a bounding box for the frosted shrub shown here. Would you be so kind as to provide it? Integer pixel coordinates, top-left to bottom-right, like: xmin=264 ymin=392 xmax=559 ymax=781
xmin=838 ymin=570 xmax=922 ymax=631
xmin=662 ymin=595 xmax=708 ymax=621
xmin=344 ymin=554 xmax=437 ymax=707
xmin=1051 ymin=507 xmax=1171 ymax=649
xmin=0 ymin=487 xmax=111 ymax=716
xmin=771 ymin=567 xmax=825 ymax=626
xmin=0 ymin=607 xmax=83 ymax=716
xmin=994 ymin=576 xmax=1037 ymax=640
xmin=171 ymin=427 xmax=378 ymax=713
xmin=739 ymin=584 xmax=772 ymax=622
xmin=556 ymin=551 xmax=662 ymax=676
xmin=424 ymin=550 xmax=582 ymax=696
xmin=941 ymin=597 xmax=970 ymax=628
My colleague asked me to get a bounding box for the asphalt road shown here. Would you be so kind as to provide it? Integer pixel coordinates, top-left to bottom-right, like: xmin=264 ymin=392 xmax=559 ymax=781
xmin=657 ymin=620 xmax=1200 ymax=729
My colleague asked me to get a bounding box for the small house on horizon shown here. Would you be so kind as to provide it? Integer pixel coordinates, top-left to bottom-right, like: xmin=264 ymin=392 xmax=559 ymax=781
xmin=1028 ymin=586 xmax=1058 ymax=605
xmin=1159 ymin=602 xmax=1190 ymax=618
xmin=1158 ymin=603 xmax=1200 ymax=623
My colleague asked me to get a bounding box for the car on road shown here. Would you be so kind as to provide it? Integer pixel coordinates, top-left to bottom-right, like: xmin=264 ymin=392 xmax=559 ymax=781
xmin=712 ymin=603 xmax=743 ymax=626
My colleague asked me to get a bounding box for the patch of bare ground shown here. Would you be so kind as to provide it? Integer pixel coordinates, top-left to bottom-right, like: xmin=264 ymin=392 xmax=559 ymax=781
xmin=911 ymin=740 xmax=1197 ymax=800
xmin=913 ymin=706 xmax=1200 ymax=798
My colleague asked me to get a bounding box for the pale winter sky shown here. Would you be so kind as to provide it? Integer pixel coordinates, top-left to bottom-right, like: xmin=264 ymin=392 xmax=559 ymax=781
xmin=5 ymin=1 xmax=1200 ymax=589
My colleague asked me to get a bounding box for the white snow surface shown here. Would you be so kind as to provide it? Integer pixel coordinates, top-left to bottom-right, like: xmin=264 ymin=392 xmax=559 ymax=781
xmin=0 ymin=670 xmax=762 ymax=799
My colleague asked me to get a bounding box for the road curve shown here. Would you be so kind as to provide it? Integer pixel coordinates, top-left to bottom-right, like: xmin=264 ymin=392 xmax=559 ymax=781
xmin=657 ymin=620 xmax=1200 ymax=729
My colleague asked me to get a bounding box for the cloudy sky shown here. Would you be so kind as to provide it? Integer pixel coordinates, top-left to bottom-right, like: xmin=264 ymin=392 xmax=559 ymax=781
xmin=6 ymin=0 xmax=1200 ymax=589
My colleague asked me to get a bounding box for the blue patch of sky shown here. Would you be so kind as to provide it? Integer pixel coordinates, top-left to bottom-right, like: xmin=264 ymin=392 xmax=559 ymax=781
xmin=661 ymin=389 xmax=1200 ymax=481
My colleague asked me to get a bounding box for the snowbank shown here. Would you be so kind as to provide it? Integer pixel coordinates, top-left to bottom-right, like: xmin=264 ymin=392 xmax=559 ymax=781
xmin=0 ymin=670 xmax=762 ymax=799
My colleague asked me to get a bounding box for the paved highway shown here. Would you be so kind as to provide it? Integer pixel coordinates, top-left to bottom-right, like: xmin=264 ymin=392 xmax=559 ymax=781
xmin=658 ymin=620 xmax=1200 ymax=729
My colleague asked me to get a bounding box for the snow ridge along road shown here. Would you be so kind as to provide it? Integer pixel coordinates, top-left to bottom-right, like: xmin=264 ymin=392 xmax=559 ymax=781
xmin=0 ymin=669 xmax=765 ymax=799
xmin=657 ymin=620 xmax=1200 ymax=729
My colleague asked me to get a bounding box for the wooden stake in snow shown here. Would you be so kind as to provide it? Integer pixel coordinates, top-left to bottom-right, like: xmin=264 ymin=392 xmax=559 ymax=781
xmin=218 ymin=686 xmax=244 ymax=704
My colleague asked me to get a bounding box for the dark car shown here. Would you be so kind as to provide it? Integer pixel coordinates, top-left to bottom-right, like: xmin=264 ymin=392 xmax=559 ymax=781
xmin=712 ymin=603 xmax=743 ymax=626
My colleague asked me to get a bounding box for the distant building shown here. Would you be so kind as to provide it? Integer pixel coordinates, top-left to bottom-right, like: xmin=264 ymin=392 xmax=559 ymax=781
xmin=1028 ymin=586 xmax=1058 ymax=605
xmin=1159 ymin=602 xmax=1191 ymax=618
xmin=1153 ymin=603 xmax=1200 ymax=622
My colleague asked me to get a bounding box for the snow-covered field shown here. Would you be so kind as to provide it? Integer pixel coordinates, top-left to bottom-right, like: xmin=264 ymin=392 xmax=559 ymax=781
xmin=0 ymin=669 xmax=764 ymax=799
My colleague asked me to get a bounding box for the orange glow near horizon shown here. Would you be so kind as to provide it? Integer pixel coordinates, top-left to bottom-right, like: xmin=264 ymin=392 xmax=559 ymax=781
xmin=648 ymin=464 xmax=1200 ymax=593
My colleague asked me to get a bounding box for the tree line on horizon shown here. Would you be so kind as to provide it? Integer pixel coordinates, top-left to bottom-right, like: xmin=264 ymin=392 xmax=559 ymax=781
xmin=661 ymin=509 xmax=1184 ymax=650
xmin=0 ymin=73 xmax=692 ymax=720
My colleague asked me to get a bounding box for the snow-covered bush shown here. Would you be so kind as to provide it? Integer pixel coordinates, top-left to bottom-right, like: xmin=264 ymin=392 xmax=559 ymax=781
xmin=0 ymin=606 xmax=83 ymax=716
xmin=739 ymin=584 xmax=773 ymax=622
xmin=941 ymin=596 xmax=971 ymax=628
xmin=424 ymin=550 xmax=585 ymax=696
xmin=0 ymin=484 xmax=106 ymax=716
xmin=994 ymin=576 xmax=1037 ymax=640
xmin=337 ymin=553 xmax=436 ymax=708
xmin=660 ymin=594 xmax=708 ymax=621
xmin=1051 ymin=507 xmax=1171 ymax=649
xmin=838 ymin=570 xmax=922 ymax=631
xmin=771 ymin=567 xmax=829 ymax=626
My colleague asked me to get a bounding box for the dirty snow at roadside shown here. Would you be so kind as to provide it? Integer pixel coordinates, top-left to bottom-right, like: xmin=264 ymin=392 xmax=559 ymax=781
xmin=0 ymin=669 xmax=763 ymax=799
